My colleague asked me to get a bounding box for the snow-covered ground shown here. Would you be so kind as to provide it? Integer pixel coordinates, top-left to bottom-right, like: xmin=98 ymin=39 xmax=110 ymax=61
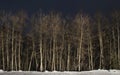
xmin=0 ymin=70 xmax=120 ymax=75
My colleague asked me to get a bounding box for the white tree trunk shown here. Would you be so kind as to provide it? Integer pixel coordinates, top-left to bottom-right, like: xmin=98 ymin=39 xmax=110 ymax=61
xmin=59 ymin=35 xmax=64 ymax=70
xmin=18 ymin=34 xmax=21 ymax=70
xmin=67 ymin=43 xmax=70 ymax=71
xmin=78 ymin=26 xmax=83 ymax=71
xmin=52 ymin=36 xmax=56 ymax=71
xmin=40 ymin=38 xmax=43 ymax=71
xmin=14 ymin=34 xmax=17 ymax=70
xmin=98 ymin=23 xmax=104 ymax=69
xmin=11 ymin=27 xmax=14 ymax=70
xmin=6 ymin=30 xmax=9 ymax=70
xmin=28 ymin=41 xmax=35 ymax=71
xmin=1 ymin=31 xmax=5 ymax=70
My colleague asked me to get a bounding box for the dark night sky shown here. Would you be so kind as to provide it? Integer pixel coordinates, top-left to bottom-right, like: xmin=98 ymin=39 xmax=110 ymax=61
xmin=0 ymin=0 xmax=120 ymax=15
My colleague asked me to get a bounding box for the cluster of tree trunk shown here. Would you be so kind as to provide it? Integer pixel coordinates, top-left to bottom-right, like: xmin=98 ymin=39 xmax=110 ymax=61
xmin=0 ymin=10 xmax=120 ymax=71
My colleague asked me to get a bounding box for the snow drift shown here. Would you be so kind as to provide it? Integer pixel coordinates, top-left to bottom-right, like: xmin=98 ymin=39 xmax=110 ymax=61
xmin=0 ymin=70 xmax=120 ymax=75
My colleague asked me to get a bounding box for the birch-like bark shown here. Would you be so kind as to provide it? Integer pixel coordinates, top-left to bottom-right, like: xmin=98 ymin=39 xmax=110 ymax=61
xmin=1 ymin=30 xmax=5 ymax=70
xmin=6 ymin=29 xmax=9 ymax=70
xmin=14 ymin=34 xmax=17 ymax=70
xmin=109 ymin=39 xmax=112 ymax=69
xmin=11 ymin=26 xmax=14 ymax=70
xmin=18 ymin=34 xmax=21 ymax=70
xmin=67 ymin=43 xmax=70 ymax=71
xmin=78 ymin=24 xmax=83 ymax=71
xmin=28 ymin=41 xmax=35 ymax=71
xmin=98 ymin=23 xmax=104 ymax=69
xmin=112 ymin=27 xmax=117 ymax=68
xmin=52 ymin=35 xmax=56 ymax=71
xmin=59 ymin=34 xmax=64 ymax=71
xmin=40 ymin=37 xmax=43 ymax=71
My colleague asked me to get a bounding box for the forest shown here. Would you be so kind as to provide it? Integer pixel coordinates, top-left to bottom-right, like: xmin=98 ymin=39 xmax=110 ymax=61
xmin=0 ymin=10 xmax=120 ymax=71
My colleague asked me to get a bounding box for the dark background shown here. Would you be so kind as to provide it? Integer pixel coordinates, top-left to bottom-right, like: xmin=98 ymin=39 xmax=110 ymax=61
xmin=0 ymin=0 xmax=120 ymax=15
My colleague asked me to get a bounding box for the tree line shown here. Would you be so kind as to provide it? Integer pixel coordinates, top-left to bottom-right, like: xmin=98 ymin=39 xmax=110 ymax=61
xmin=0 ymin=10 xmax=120 ymax=71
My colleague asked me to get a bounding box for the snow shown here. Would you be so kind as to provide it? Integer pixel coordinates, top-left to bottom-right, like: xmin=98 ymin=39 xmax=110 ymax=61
xmin=18 ymin=70 xmax=23 ymax=72
xmin=0 ymin=70 xmax=3 ymax=72
xmin=44 ymin=70 xmax=49 ymax=72
xmin=0 ymin=70 xmax=120 ymax=75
